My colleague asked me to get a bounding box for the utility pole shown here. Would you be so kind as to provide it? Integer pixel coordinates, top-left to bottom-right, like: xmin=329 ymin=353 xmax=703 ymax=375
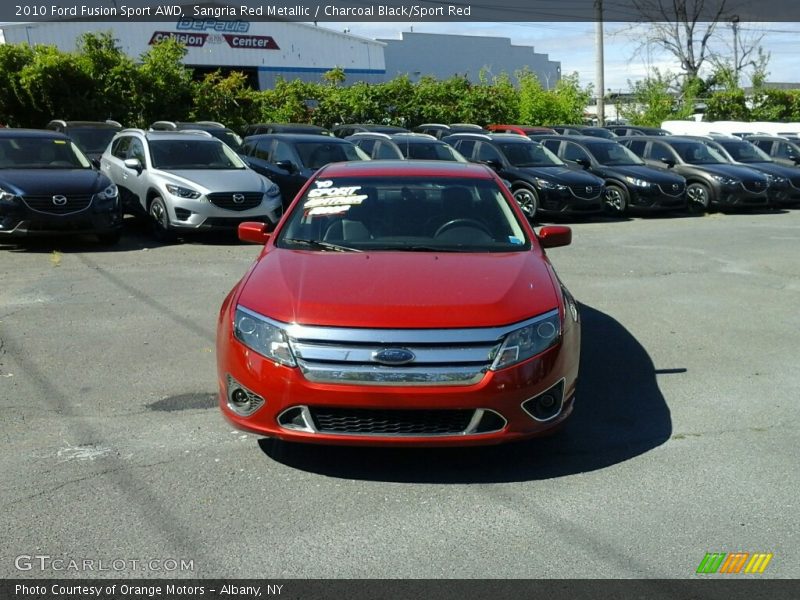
xmin=731 ymin=15 xmax=740 ymax=87
xmin=595 ymin=0 xmax=605 ymax=125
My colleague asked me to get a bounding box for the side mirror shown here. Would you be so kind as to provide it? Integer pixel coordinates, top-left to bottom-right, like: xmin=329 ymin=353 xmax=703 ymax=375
xmin=660 ymin=157 xmax=676 ymax=168
xmin=537 ymin=225 xmax=572 ymax=249
xmin=238 ymin=221 xmax=271 ymax=245
xmin=274 ymin=160 xmax=296 ymax=173
xmin=90 ymin=158 xmax=101 ymax=169
xmin=481 ymin=158 xmax=503 ymax=171
xmin=575 ymin=158 xmax=591 ymax=169
xmin=791 ymin=155 xmax=800 ymax=165
xmin=123 ymin=158 xmax=143 ymax=173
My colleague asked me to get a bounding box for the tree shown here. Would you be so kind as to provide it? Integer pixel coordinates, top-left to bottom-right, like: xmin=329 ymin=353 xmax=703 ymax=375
xmin=620 ymin=69 xmax=678 ymax=126
xmin=137 ymin=38 xmax=194 ymax=125
xmin=629 ymin=0 xmax=758 ymax=85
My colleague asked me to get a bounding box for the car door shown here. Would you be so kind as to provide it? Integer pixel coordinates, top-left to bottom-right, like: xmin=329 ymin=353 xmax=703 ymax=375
xmin=123 ymin=137 xmax=150 ymax=210
xmin=102 ymin=136 xmax=139 ymax=213
xmin=559 ymin=141 xmax=593 ymax=170
xmin=643 ymin=141 xmax=678 ymax=170
xmin=772 ymin=140 xmax=800 ymax=168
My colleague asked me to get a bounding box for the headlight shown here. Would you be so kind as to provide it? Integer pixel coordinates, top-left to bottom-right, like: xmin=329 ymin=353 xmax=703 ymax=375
xmin=0 ymin=189 xmax=17 ymax=204
xmin=765 ymin=174 xmax=788 ymax=185
xmin=165 ymin=184 xmax=201 ymax=199
xmin=624 ymin=176 xmax=651 ymax=187
xmin=710 ymin=174 xmax=739 ymax=185
xmin=264 ymin=183 xmax=281 ymax=198
xmin=233 ymin=307 xmax=296 ymax=367
xmin=93 ymin=184 xmax=118 ymax=201
xmin=534 ymin=178 xmax=568 ymax=191
xmin=490 ymin=311 xmax=561 ymax=371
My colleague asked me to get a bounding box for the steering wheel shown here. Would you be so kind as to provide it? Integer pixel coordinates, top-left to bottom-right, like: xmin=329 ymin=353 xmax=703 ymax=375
xmin=434 ymin=219 xmax=493 ymax=238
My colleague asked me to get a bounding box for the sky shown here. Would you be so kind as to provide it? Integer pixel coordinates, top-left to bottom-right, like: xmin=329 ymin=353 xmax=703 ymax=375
xmin=325 ymin=21 xmax=800 ymax=92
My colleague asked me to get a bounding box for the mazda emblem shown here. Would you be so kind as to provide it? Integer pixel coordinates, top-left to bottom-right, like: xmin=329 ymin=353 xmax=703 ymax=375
xmin=672 ymin=184 xmax=679 ymax=191
xmin=372 ymin=348 xmax=416 ymax=366
xmin=52 ymin=195 xmax=68 ymax=206
xmin=232 ymin=193 xmax=245 ymax=204
xmin=585 ymin=186 xmax=593 ymax=194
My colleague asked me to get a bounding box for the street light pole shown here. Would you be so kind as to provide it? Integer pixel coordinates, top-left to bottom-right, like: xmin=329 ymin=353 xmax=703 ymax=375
xmin=732 ymin=15 xmax=740 ymax=87
xmin=595 ymin=0 xmax=605 ymax=125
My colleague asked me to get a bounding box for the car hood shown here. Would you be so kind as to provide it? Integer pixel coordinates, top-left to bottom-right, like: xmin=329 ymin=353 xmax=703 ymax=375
xmin=687 ymin=163 xmax=767 ymax=182
xmin=0 ymin=168 xmax=108 ymax=195
xmin=518 ymin=165 xmax=604 ymax=186
xmin=736 ymin=161 xmax=800 ymax=180
xmin=599 ymin=164 xmax=684 ymax=184
xmin=159 ymin=168 xmax=268 ymax=192
xmin=238 ymin=250 xmax=560 ymax=329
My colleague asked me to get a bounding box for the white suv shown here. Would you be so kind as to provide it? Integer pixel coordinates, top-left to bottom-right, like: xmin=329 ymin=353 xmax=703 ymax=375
xmin=100 ymin=129 xmax=282 ymax=240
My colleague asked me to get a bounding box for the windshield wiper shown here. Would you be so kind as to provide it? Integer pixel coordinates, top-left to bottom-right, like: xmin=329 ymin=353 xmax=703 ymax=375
xmin=284 ymin=238 xmax=363 ymax=253
xmin=368 ymin=245 xmax=466 ymax=252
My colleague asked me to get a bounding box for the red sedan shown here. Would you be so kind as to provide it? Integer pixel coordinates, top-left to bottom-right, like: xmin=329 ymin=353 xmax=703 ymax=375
xmin=216 ymin=160 xmax=580 ymax=446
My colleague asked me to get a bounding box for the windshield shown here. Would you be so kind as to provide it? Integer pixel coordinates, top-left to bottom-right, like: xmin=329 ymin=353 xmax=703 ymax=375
xmin=0 ymin=137 xmax=92 ymax=169
xmin=671 ymin=142 xmax=728 ymax=165
xmin=277 ymin=176 xmax=530 ymax=253
xmin=399 ymin=142 xmax=466 ymax=162
xmin=206 ymin=129 xmax=243 ymax=150
xmin=149 ymin=140 xmax=246 ymax=170
xmin=295 ymin=142 xmax=369 ymax=170
xmin=498 ymin=142 xmax=564 ymax=167
xmin=66 ymin=128 xmax=119 ymax=154
xmin=718 ymin=141 xmax=773 ymax=163
xmin=586 ymin=142 xmax=645 ymax=166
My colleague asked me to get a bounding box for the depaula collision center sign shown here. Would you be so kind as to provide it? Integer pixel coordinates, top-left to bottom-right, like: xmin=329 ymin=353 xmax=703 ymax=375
xmin=148 ymin=19 xmax=280 ymax=49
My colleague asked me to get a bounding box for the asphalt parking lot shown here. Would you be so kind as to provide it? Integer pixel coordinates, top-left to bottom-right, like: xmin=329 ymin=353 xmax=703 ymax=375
xmin=1 ymin=209 xmax=798 ymax=579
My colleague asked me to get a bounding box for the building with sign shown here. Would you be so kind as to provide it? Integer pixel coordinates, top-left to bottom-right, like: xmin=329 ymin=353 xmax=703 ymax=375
xmin=0 ymin=21 xmax=561 ymax=90
xmin=0 ymin=20 xmax=387 ymax=89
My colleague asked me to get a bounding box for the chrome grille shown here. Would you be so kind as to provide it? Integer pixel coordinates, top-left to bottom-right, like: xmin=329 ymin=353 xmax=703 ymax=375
xmin=22 ymin=195 xmax=92 ymax=215
xmin=238 ymin=308 xmax=559 ymax=386
xmin=742 ymin=180 xmax=767 ymax=193
xmin=568 ymin=185 xmax=602 ymax=200
xmin=206 ymin=192 xmax=262 ymax=211
xmin=656 ymin=183 xmax=685 ymax=197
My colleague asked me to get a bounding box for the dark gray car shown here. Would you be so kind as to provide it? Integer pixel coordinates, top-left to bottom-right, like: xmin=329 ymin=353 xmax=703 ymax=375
xmin=619 ymin=136 xmax=770 ymax=212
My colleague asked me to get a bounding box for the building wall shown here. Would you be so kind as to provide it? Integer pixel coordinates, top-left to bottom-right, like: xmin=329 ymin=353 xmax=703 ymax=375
xmin=0 ymin=20 xmax=386 ymax=89
xmin=379 ymin=31 xmax=561 ymax=89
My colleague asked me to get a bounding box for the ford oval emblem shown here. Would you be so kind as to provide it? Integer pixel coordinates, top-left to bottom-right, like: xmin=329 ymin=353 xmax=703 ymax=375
xmin=372 ymin=348 xmax=416 ymax=365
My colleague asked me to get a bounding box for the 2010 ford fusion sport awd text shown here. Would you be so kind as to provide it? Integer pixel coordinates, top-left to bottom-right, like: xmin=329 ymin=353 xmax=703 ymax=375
xmin=216 ymin=161 xmax=580 ymax=446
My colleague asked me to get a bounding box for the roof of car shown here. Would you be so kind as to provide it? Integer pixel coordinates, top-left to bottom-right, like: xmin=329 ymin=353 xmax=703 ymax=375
xmin=0 ymin=128 xmax=70 ymax=139
xmin=541 ymin=135 xmax=618 ymax=144
xmin=316 ymin=159 xmax=495 ymax=179
xmin=243 ymin=133 xmax=354 ymax=143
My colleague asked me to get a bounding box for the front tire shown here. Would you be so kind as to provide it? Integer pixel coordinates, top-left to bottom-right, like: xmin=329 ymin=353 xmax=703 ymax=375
xmin=149 ymin=196 xmax=176 ymax=242
xmin=512 ymin=184 xmax=539 ymax=221
xmin=604 ymin=183 xmax=629 ymax=215
xmin=686 ymin=182 xmax=711 ymax=214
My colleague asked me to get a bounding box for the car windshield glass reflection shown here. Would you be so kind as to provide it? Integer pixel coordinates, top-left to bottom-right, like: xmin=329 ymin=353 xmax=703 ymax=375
xmin=585 ymin=142 xmax=645 ymax=166
xmin=206 ymin=130 xmax=243 ymax=150
xmin=720 ymin=141 xmax=772 ymax=163
xmin=0 ymin=137 xmax=92 ymax=169
xmin=295 ymin=142 xmax=367 ymax=169
xmin=67 ymin=128 xmax=118 ymax=154
xmin=149 ymin=140 xmax=246 ymax=170
xmin=277 ymin=176 xmax=530 ymax=253
xmin=400 ymin=142 xmax=465 ymax=162
xmin=672 ymin=142 xmax=727 ymax=164
xmin=498 ymin=142 xmax=564 ymax=167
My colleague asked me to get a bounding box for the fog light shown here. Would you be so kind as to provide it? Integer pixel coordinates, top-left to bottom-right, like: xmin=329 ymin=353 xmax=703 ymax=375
xmin=521 ymin=379 xmax=565 ymax=422
xmin=226 ymin=375 xmax=265 ymax=416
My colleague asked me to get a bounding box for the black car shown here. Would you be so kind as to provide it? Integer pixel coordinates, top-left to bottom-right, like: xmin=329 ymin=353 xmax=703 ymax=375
xmin=538 ymin=135 xmax=686 ymax=214
xmin=239 ymin=133 xmax=369 ymax=205
xmin=243 ymin=123 xmax=332 ymax=137
xmin=605 ymin=126 xmax=670 ymax=137
xmin=693 ymin=135 xmax=800 ymax=206
xmin=442 ymin=133 xmax=605 ymax=219
xmin=348 ymin=132 xmax=466 ymax=161
xmin=619 ymin=136 xmax=770 ymax=212
xmin=149 ymin=121 xmax=243 ymax=151
xmin=332 ymin=124 xmax=409 ymax=138
xmin=412 ymin=123 xmax=488 ymax=139
xmin=551 ymin=125 xmax=617 ymax=139
xmin=746 ymin=135 xmax=800 ymax=169
xmin=46 ymin=119 xmax=122 ymax=162
xmin=0 ymin=129 xmax=122 ymax=244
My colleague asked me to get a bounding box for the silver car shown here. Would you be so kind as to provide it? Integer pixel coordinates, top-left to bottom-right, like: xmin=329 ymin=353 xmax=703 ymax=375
xmin=100 ymin=129 xmax=282 ymax=240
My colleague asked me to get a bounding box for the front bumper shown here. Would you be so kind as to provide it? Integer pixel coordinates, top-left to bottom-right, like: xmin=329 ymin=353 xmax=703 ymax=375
xmin=165 ymin=193 xmax=282 ymax=230
xmin=0 ymin=199 xmax=122 ymax=237
xmin=629 ymin=184 xmax=687 ymax=210
xmin=712 ymin=182 xmax=769 ymax=207
xmin=216 ymin=308 xmax=580 ymax=447
xmin=538 ymin=187 xmax=605 ymax=216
